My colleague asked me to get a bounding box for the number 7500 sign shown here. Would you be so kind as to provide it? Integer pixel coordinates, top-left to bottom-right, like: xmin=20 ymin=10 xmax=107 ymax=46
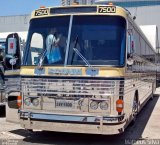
xmin=98 ymin=6 xmax=116 ymax=13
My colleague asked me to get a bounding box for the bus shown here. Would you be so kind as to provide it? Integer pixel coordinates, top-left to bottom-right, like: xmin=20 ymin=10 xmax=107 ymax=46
xmin=0 ymin=32 xmax=27 ymax=116
xmin=5 ymin=4 xmax=156 ymax=134
xmin=0 ymin=31 xmax=27 ymax=120
xmin=0 ymin=38 xmax=5 ymax=114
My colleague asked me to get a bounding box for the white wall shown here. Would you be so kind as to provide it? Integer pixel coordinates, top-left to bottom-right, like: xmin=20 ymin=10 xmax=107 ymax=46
xmin=0 ymin=15 xmax=30 ymax=33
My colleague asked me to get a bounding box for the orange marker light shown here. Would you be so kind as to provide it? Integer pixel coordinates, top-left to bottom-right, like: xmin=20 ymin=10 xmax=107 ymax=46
xmin=17 ymin=96 xmax=22 ymax=108
xmin=116 ymin=99 xmax=124 ymax=113
xmin=40 ymin=6 xmax=46 ymax=9
xmin=108 ymin=2 xmax=113 ymax=5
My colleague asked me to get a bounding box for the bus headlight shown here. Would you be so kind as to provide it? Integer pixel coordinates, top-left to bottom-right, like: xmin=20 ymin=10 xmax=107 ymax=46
xmin=90 ymin=101 xmax=98 ymax=110
xmin=100 ymin=101 xmax=109 ymax=110
xmin=24 ymin=98 xmax=31 ymax=106
xmin=32 ymin=98 xmax=39 ymax=106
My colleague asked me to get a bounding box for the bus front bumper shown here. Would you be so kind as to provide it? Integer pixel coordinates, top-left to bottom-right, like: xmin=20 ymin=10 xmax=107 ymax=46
xmin=19 ymin=110 xmax=126 ymax=135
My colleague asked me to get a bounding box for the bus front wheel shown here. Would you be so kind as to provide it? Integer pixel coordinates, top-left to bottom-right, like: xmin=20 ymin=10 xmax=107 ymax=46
xmin=131 ymin=93 xmax=139 ymax=125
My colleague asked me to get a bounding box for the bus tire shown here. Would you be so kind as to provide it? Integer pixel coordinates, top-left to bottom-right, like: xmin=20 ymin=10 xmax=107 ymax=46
xmin=150 ymin=83 xmax=155 ymax=100
xmin=150 ymin=94 xmax=154 ymax=100
xmin=130 ymin=92 xmax=139 ymax=125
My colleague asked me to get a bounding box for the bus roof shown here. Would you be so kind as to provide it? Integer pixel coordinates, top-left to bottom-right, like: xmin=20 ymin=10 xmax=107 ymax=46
xmin=31 ymin=5 xmax=129 ymax=20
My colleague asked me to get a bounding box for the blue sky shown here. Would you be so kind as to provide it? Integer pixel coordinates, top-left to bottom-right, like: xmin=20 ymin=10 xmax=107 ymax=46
xmin=0 ymin=0 xmax=61 ymax=16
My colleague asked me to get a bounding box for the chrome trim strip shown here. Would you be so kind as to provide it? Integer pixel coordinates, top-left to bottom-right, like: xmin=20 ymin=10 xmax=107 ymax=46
xmin=21 ymin=78 xmax=119 ymax=96
xmin=19 ymin=110 xmax=125 ymax=123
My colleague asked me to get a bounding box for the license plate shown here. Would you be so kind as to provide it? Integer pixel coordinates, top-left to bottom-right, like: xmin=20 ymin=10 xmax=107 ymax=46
xmin=55 ymin=100 xmax=74 ymax=108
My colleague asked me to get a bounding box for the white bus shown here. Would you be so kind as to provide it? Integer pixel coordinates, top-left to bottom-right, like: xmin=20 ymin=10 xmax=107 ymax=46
xmin=5 ymin=4 xmax=156 ymax=134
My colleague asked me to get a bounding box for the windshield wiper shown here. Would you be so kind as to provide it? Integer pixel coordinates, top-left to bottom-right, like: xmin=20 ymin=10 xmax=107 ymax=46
xmin=71 ymin=36 xmax=91 ymax=67
xmin=38 ymin=49 xmax=47 ymax=68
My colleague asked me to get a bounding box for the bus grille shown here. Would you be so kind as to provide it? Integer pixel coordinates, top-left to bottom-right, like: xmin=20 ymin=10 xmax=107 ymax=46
xmin=21 ymin=77 xmax=122 ymax=96
xmin=5 ymin=77 xmax=21 ymax=93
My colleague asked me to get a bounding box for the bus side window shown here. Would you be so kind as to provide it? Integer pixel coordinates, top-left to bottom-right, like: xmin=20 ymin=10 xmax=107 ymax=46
xmin=127 ymin=30 xmax=134 ymax=66
xmin=127 ymin=31 xmax=134 ymax=56
xmin=30 ymin=33 xmax=43 ymax=65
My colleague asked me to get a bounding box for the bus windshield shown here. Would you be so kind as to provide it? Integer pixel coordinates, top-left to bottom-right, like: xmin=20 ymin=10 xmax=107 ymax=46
xmin=24 ymin=15 xmax=126 ymax=66
xmin=68 ymin=15 xmax=126 ymax=66
xmin=24 ymin=16 xmax=70 ymax=66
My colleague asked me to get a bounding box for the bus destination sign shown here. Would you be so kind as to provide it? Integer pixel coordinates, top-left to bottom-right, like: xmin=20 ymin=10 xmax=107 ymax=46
xmin=35 ymin=8 xmax=49 ymax=16
xmin=98 ymin=6 xmax=116 ymax=13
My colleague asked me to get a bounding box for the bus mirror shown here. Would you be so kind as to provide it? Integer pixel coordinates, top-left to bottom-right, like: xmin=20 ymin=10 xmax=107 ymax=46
xmin=127 ymin=54 xmax=134 ymax=66
xmin=127 ymin=29 xmax=134 ymax=54
xmin=5 ymin=33 xmax=21 ymax=70
xmin=8 ymin=96 xmax=19 ymax=109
